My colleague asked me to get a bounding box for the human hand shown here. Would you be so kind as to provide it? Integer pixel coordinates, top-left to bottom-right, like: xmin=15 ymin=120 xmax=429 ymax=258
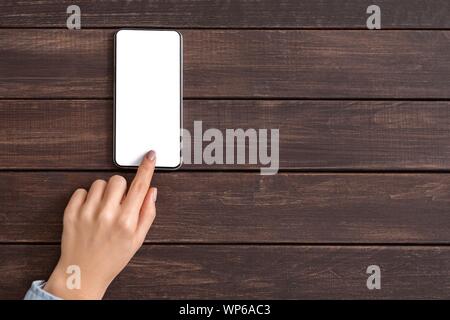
xmin=44 ymin=150 xmax=158 ymax=299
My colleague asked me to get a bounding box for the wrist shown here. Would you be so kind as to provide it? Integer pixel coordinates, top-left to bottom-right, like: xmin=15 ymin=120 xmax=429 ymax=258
xmin=44 ymin=262 xmax=108 ymax=300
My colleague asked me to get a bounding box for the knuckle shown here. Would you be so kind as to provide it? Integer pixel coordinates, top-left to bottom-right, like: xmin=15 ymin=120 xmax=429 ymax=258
xmin=98 ymin=210 xmax=115 ymax=224
xmin=92 ymin=179 xmax=107 ymax=188
xmin=78 ymin=205 xmax=93 ymax=222
xmin=117 ymin=217 xmax=135 ymax=233
xmin=100 ymin=197 xmax=120 ymax=212
xmin=75 ymin=188 xmax=87 ymax=195
xmin=109 ymin=175 xmax=127 ymax=187
xmin=132 ymin=180 xmax=149 ymax=193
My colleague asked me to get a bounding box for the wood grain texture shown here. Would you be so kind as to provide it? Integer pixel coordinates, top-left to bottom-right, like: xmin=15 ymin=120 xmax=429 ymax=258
xmin=2 ymin=100 xmax=450 ymax=170
xmin=2 ymin=245 xmax=449 ymax=299
xmin=1 ymin=172 xmax=450 ymax=243
xmin=2 ymin=30 xmax=450 ymax=98
xmin=0 ymin=100 xmax=112 ymax=169
xmin=1 ymin=0 xmax=450 ymax=29
xmin=1 ymin=1 xmax=450 ymax=301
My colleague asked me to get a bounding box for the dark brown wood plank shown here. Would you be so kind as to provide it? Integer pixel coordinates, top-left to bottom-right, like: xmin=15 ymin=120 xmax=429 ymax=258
xmin=0 ymin=100 xmax=112 ymax=169
xmin=0 ymin=30 xmax=111 ymax=98
xmin=1 ymin=172 xmax=450 ymax=243
xmin=1 ymin=0 xmax=450 ymax=29
xmin=2 ymin=100 xmax=450 ymax=170
xmin=2 ymin=30 xmax=450 ymax=98
xmin=2 ymin=245 xmax=449 ymax=299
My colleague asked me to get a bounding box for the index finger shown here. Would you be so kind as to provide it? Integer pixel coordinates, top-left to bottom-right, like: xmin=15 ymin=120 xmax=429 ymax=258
xmin=122 ymin=150 xmax=156 ymax=215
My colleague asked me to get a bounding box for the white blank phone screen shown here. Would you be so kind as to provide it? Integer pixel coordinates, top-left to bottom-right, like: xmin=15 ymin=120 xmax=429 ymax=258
xmin=115 ymin=30 xmax=181 ymax=168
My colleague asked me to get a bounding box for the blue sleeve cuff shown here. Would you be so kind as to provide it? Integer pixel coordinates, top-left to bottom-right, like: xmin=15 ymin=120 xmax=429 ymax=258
xmin=24 ymin=280 xmax=62 ymax=300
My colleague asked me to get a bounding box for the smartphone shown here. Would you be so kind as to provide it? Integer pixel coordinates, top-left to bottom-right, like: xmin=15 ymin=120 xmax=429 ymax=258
xmin=114 ymin=29 xmax=182 ymax=169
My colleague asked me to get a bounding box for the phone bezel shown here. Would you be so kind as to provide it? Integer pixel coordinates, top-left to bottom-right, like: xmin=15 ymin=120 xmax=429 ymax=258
xmin=113 ymin=29 xmax=183 ymax=170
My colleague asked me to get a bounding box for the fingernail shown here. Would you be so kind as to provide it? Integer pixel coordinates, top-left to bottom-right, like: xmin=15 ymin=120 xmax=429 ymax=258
xmin=146 ymin=150 xmax=156 ymax=161
xmin=152 ymin=188 xmax=158 ymax=202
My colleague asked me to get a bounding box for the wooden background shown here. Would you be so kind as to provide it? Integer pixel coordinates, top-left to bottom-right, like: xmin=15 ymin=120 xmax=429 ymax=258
xmin=1 ymin=0 xmax=450 ymax=299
